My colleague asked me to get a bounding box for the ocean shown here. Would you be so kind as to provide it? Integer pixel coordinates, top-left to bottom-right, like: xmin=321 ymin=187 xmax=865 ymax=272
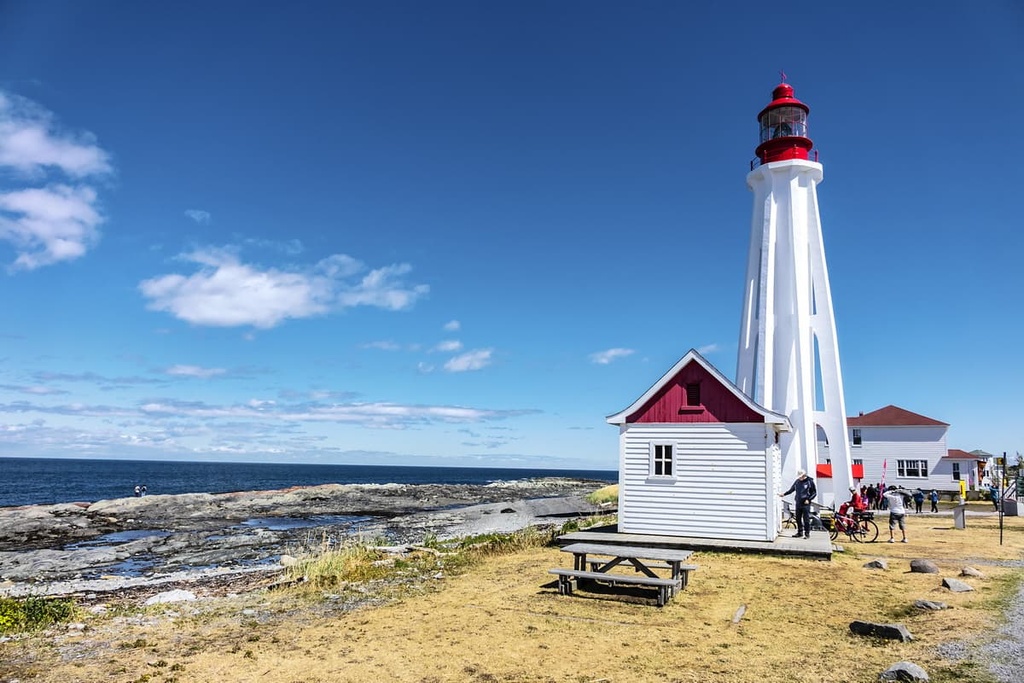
xmin=0 ymin=457 xmax=616 ymax=508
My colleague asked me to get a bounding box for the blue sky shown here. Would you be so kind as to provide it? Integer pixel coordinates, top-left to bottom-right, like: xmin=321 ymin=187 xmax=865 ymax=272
xmin=1 ymin=2 xmax=1022 ymax=470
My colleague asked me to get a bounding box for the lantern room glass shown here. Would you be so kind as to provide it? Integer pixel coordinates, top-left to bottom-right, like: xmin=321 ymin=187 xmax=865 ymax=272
xmin=759 ymin=106 xmax=808 ymax=143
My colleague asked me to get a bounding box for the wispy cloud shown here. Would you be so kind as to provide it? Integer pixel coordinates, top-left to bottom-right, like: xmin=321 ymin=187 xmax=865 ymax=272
xmin=138 ymin=246 xmax=429 ymax=329
xmin=184 ymin=209 xmax=211 ymax=225
xmin=0 ymin=91 xmax=112 ymax=270
xmin=165 ymin=364 xmax=226 ymax=379
xmin=0 ymin=383 xmax=69 ymax=396
xmin=589 ymin=348 xmax=635 ymax=365
xmin=696 ymin=343 xmax=720 ymax=355
xmin=443 ymin=320 xmax=461 ymax=332
xmin=244 ymin=236 xmax=303 ymax=255
xmin=433 ymin=339 xmax=463 ymax=353
xmin=444 ymin=348 xmax=493 ymax=372
xmin=362 ymin=340 xmax=402 ymax=351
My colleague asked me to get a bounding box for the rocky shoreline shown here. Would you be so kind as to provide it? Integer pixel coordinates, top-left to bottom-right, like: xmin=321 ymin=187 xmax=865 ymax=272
xmin=0 ymin=477 xmax=608 ymax=599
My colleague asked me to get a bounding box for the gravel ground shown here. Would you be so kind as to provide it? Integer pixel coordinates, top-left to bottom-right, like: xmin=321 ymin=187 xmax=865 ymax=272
xmin=979 ymin=580 xmax=1024 ymax=683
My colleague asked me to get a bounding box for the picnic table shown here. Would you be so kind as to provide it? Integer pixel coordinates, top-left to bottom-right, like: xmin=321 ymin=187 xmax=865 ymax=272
xmin=549 ymin=542 xmax=697 ymax=607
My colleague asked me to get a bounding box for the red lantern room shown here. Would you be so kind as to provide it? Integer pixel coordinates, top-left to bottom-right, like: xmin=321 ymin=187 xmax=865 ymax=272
xmin=754 ymin=82 xmax=814 ymax=164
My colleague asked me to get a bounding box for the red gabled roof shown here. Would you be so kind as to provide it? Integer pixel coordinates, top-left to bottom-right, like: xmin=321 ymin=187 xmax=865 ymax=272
xmin=944 ymin=449 xmax=983 ymax=460
xmin=847 ymin=405 xmax=948 ymax=427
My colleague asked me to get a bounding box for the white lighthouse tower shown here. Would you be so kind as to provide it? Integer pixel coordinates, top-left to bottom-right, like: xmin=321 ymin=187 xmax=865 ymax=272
xmin=736 ymin=80 xmax=854 ymax=501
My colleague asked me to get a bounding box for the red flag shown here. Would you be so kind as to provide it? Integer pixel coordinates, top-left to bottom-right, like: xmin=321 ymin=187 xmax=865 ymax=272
xmin=881 ymin=459 xmax=887 ymax=489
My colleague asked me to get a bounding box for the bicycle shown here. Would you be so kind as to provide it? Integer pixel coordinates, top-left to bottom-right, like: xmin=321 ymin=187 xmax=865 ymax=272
xmin=829 ymin=509 xmax=879 ymax=543
xmin=781 ymin=501 xmax=828 ymax=533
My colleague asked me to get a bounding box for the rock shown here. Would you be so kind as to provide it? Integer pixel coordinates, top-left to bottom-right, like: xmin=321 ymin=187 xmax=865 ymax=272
xmin=850 ymin=620 xmax=914 ymax=642
xmin=909 ymin=559 xmax=939 ymax=574
xmin=279 ymin=554 xmax=299 ymax=567
xmin=864 ymin=558 xmax=888 ymax=570
xmin=942 ymin=578 xmax=974 ymax=592
xmin=913 ymin=600 xmax=948 ymax=610
xmin=879 ymin=661 xmax=929 ymax=681
xmin=960 ymin=566 xmax=984 ymax=578
xmin=144 ymin=589 xmax=196 ymax=605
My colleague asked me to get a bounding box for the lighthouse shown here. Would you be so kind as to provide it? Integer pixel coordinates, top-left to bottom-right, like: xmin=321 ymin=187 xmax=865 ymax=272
xmin=736 ymin=80 xmax=854 ymax=501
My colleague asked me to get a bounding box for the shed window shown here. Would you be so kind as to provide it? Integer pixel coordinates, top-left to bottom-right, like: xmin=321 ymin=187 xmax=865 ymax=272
xmin=897 ymin=459 xmax=928 ymax=478
xmin=651 ymin=443 xmax=674 ymax=477
xmin=852 ymin=428 xmax=862 ymax=446
xmin=952 ymin=462 xmax=961 ymax=481
xmin=685 ymin=382 xmax=701 ymax=407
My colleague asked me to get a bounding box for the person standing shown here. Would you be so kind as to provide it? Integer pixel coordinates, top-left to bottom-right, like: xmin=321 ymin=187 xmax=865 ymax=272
xmin=883 ymin=485 xmax=911 ymax=543
xmin=929 ymin=489 xmax=939 ymax=513
xmin=912 ymin=489 xmax=924 ymax=514
xmin=780 ymin=470 xmax=817 ymax=539
xmin=865 ymin=484 xmax=877 ymax=510
xmin=989 ymin=484 xmax=1001 ymax=511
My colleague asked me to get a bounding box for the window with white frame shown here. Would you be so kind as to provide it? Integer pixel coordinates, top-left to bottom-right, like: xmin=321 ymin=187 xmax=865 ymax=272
xmin=650 ymin=443 xmax=674 ymax=478
xmin=897 ymin=459 xmax=928 ymax=478
xmin=852 ymin=428 xmax=862 ymax=446
xmin=853 ymin=459 xmax=863 ymax=466
xmin=952 ymin=462 xmax=961 ymax=481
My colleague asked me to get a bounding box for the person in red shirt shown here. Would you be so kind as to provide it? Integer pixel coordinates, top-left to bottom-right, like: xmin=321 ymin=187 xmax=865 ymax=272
xmin=839 ymin=486 xmax=867 ymax=516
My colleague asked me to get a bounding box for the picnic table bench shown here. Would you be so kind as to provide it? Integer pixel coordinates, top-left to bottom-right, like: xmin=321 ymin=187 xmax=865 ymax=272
xmin=549 ymin=542 xmax=697 ymax=607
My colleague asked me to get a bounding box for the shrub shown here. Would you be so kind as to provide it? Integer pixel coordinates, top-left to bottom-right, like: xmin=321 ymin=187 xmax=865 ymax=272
xmin=0 ymin=596 xmax=78 ymax=634
xmin=585 ymin=484 xmax=619 ymax=506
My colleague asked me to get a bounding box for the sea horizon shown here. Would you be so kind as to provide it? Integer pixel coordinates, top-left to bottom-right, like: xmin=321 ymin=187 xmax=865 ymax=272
xmin=0 ymin=456 xmax=617 ymax=508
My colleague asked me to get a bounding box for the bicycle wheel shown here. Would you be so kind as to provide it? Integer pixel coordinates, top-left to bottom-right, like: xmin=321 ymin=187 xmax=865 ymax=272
xmin=782 ymin=516 xmax=796 ymax=530
xmin=859 ymin=519 xmax=879 ymax=543
xmin=829 ymin=523 xmax=838 ymax=541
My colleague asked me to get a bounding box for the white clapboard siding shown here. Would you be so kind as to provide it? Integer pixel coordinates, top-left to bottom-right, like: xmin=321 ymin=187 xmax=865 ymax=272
xmin=618 ymin=423 xmax=774 ymax=541
xmin=848 ymin=425 xmax=951 ymax=492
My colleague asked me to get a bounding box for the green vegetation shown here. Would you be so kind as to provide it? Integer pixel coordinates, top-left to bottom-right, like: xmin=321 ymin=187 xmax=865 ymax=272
xmin=0 ymin=595 xmax=78 ymax=634
xmin=284 ymin=515 xmax=614 ymax=591
xmin=585 ymin=484 xmax=619 ymax=506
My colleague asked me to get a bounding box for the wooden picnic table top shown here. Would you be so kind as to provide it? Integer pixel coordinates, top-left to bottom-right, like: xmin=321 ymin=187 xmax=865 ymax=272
xmin=559 ymin=543 xmax=694 ymax=563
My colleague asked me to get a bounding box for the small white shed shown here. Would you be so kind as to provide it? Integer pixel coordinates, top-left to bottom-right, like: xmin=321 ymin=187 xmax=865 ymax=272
xmin=607 ymin=349 xmax=792 ymax=541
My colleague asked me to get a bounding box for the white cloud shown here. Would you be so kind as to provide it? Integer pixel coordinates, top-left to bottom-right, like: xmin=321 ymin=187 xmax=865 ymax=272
xmin=165 ymin=364 xmax=226 ymax=379
xmin=590 ymin=348 xmax=635 ymax=365
xmin=139 ymin=247 xmax=429 ymax=328
xmin=0 ymin=93 xmax=112 ymax=177
xmin=444 ymin=348 xmax=493 ymax=373
xmin=434 ymin=340 xmax=463 ymax=352
xmin=0 ymin=184 xmax=103 ymax=269
xmin=443 ymin=320 xmax=461 ymax=332
xmin=335 ymin=263 xmax=430 ymax=311
xmin=184 ymin=209 xmax=211 ymax=225
xmin=0 ymin=91 xmax=111 ymax=270
xmin=696 ymin=343 xmax=720 ymax=355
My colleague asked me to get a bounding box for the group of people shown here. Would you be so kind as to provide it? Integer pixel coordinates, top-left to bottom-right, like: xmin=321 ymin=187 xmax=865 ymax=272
xmin=855 ymin=484 xmax=939 ymax=513
xmin=781 ymin=471 xmax=932 ymax=544
xmin=133 ymin=484 xmax=148 ymax=497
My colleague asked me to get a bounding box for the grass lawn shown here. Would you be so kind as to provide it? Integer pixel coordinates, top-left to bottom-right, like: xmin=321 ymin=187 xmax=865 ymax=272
xmin=2 ymin=511 xmax=1022 ymax=683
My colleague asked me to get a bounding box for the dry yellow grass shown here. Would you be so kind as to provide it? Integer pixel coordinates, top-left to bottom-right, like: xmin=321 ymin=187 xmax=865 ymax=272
xmin=3 ymin=513 xmax=1022 ymax=683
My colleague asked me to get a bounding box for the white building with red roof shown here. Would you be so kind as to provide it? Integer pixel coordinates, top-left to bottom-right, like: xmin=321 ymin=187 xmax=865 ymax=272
xmin=837 ymin=405 xmax=977 ymax=493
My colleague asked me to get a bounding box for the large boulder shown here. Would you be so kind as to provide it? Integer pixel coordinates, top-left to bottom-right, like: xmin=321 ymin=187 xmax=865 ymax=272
xmin=942 ymin=578 xmax=974 ymax=593
xmin=850 ymin=620 xmax=913 ymax=642
xmin=909 ymin=559 xmax=939 ymax=574
xmin=144 ymin=589 xmax=196 ymax=605
xmin=879 ymin=661 xmax=929 ymax=681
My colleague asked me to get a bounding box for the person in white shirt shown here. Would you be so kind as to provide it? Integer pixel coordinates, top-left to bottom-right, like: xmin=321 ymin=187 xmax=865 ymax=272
xmin=882 ymin=485 xmax=911 ymax=543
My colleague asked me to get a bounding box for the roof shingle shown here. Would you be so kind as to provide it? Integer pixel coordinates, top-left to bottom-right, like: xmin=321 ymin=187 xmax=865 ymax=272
xmin=847 ymin=405 xmax=948 ymax=427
